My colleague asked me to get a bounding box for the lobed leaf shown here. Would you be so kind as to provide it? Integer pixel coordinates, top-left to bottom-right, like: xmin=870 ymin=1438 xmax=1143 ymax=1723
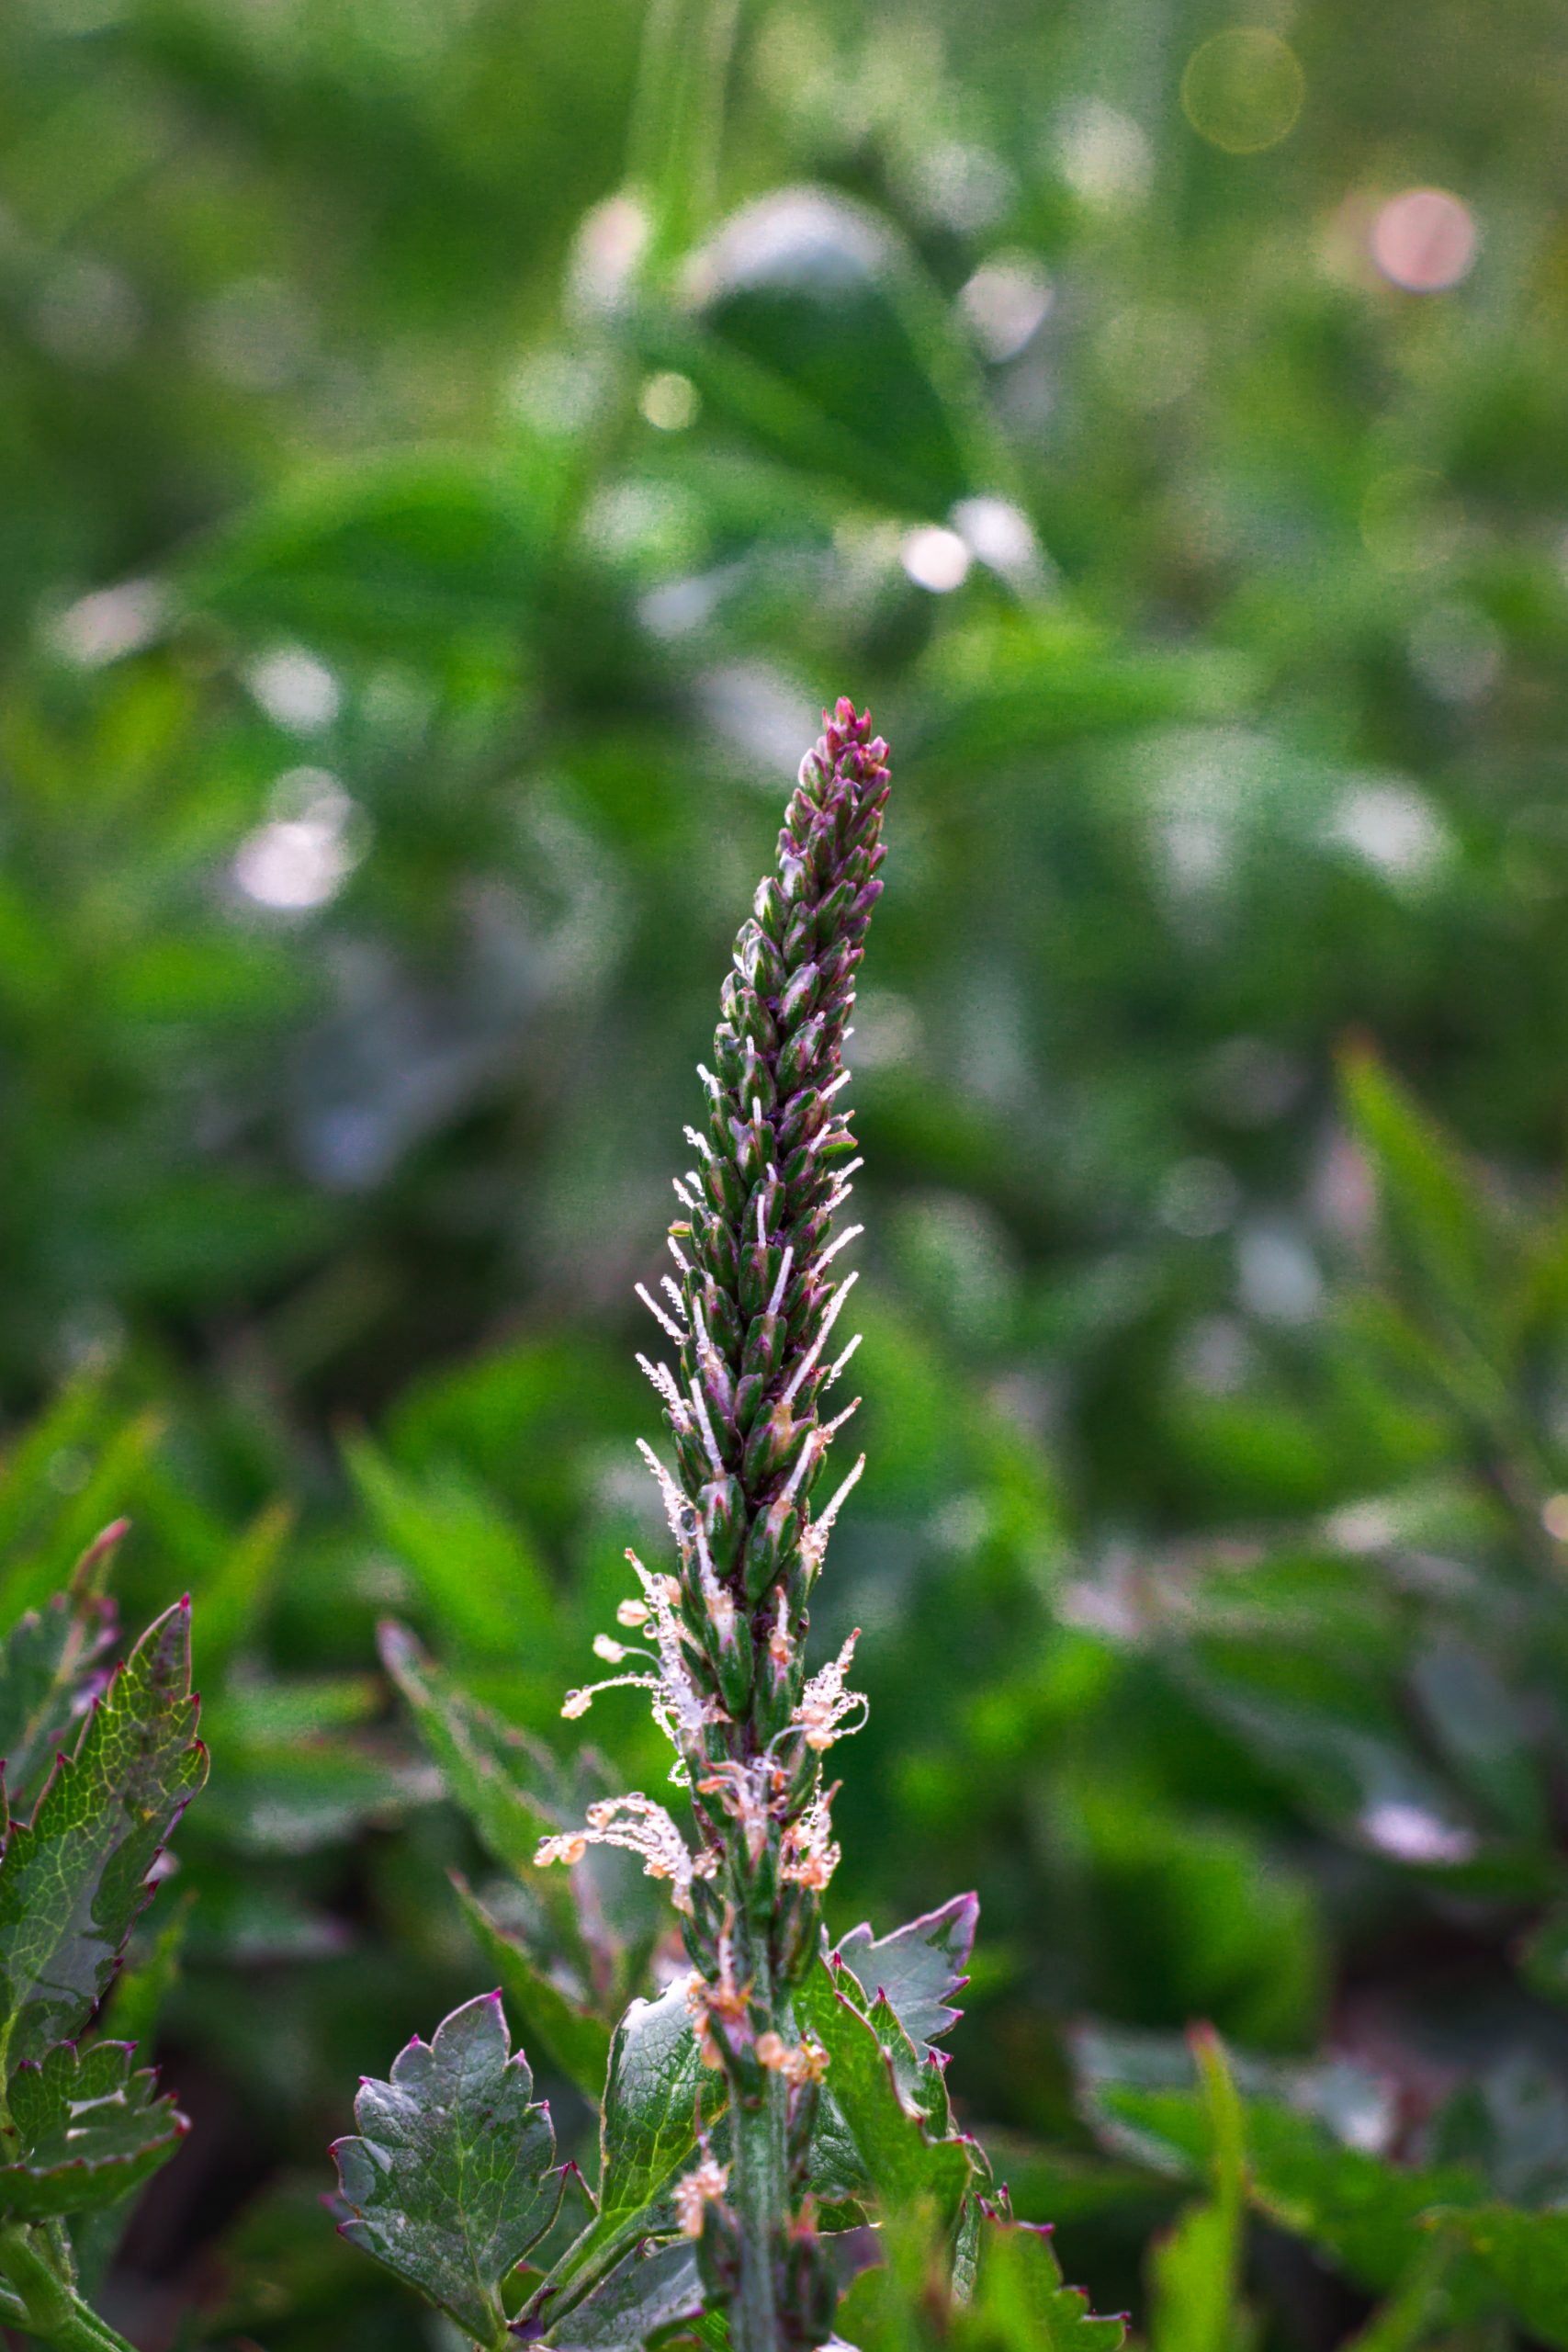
xmin=0 ymin=1599 xmax=207 ymax=2072
xmin=795 ymin=1960 xmax=976 ymax=2229
xmin=0 ymin=2037 xmax=186 ymax=2220
xmin=333 ymin=1991 xmax=560 ymax=2347
xmin=834 ymin=1892 xmax=977 ymax=2062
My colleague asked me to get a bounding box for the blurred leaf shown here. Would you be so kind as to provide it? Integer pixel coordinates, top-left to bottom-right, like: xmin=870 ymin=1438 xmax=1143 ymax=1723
xmin=347 ymin=1438 xmax=557 ymax=1668
xmin=452 ymin=1872 xmax=611 ymax=2099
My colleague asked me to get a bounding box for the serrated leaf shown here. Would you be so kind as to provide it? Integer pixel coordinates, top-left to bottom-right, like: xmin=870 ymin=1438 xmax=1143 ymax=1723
xmin=835 ymin=1893 xmax=977 ymax=2061
xmin=532 ymin=1975 xmax=724 ymax=2329
xmin=542 ymin=2238 xmax=701 ymax=2349
xmin=0 ymin=1599 xmax=207 ymax=2072
xmin=73 ymin=1899 xmax=192 ymax=2290
xmin=333 ymin=1991 xmax=560 ymax=2347
xmin=795 ymin=1961 xmax=976 ymax=2227
xmin=978 ymin=2217 xmax=1129 ymax=2349
xmin=453 ymin=1873 xmax=611 ymax=2099
xmin=0 ymin=2037 xmax=186 ymax=2219
xmin=1441 ymin=2204 xmax=1568 ymax=2349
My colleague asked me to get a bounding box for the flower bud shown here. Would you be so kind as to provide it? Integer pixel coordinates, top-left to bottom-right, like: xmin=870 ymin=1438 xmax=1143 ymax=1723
xmin=699 ymin=1476 xmax=746 ymax=1577
xmin=742 ymin=1496 xmax=800 ymax=1608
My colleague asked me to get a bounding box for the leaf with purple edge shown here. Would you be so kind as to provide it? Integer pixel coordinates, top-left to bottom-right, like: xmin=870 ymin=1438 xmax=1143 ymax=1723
xmin=977 ymin=2214 xmax=1129 ymax=2349
xmin=795 ymin=1959 xmax=978 ymax=2230
xmin=333 ymin=1991 xmax=561 ymax=2348
xmin=0 ymin=2037 xmax=186 ymax=2219
xmin=835 ymin=1892 xmax=977 ymax=2064
xmin=0 ymin=1598 xmax=208 ymax=2074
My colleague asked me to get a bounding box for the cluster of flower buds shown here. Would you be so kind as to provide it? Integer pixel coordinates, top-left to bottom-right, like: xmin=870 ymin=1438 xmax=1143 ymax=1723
xmin=536 ymin=701 xmax=891 ymax=2340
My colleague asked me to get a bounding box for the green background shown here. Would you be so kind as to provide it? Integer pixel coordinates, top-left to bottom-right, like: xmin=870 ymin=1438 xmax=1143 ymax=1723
xmin=5 ymin=0 xmax=1568 ymax=2342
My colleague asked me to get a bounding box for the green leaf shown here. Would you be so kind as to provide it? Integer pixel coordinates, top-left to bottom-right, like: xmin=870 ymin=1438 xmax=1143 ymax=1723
xmin=453 ymin=1873 xmax=612 ymax=2099
xmin=541 ymin=2238 xmax=701 ymax=2349
xmin=836 ymin=2205 xmax=1127 ymax=2349
xmin=1442 ymin=2204 xmax=1568 ymax=2350
xmin=1150 ymin=2203 xmax=1246 ymax=2352
xmin=0 ymin=1585 xmax=117 ymax=1816
xmin=977 ymin=2216 xmax=1129 ymax=2349
xmin=1150 ymin=2030 xmax=1255 ymax=2352
xmin=349 ymin=1440 xmax=556 ymax=1667
xmin=378 ymin=1620 xmax=579 ymax=1932
xmin=0 ymin=2038 xmax=186 ymax=2219
xmin=333 ymin=1991 xmax=561 ymax=2348
xmin=73 ymin=1899 xmax=192 ymax=2290
xmin=655 ymin=187 xmax=1003 ymax=516
xmin=183 ymin=450 xmax=552 ymax=652
xmin=1085 ymin=2077 xmax=1488 ymax=2307
xmin=532 ymin=1975 xmax=724 ymax=2328
xmin=795 ymin=1961 xmax=976 ymax=2227
xmin=0 ymin=1599 xmax=207 ymax=2073
xmin=835 ymin=1892 xmax=977 ymax=2061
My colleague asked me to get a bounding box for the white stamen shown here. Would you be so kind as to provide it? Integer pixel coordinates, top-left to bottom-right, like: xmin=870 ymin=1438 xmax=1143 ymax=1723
xmin=818 ymin=1222 xmax=863 ymax=1271
xmin=822 ymin=1395 xmax=861 ymax=1440
xmin=815 ymin=1453 xmax=865 ymax=1540
xmin=637 ymin=1353 xmax=690 ymax=1420
xmin=689 ymin=1378 xmax=727 ymax=1478
xmin=824 ymin=1331 xmax=863 ymax=1391
xmin=683 ymin=1125 xmax=713 ymax=1162
xmin=669 ymin=1236 xmax=693 ymax=1274
xmin=660 ymin=1273 xmax=688 ymax=1322
xmin=672 ymin=1177 xmax=695 ymax=1210
xmin=822 ymin=1069 xmax=852 ymax=1101
xmin=767 ymin=1245 xmax=795 ymax=1318
xmin=637 ymin=1283 xmax=686 ymax=1343
xmin=781 ymin=1429 xmax=823 ymax=1510
xmin=756 ymin=1194 xmax=768 ymax=1247
xmin=782 ymin=1271 xmax=859 ymax=1408
xmin=697 ymin=1064 xmax=720 ymax=1099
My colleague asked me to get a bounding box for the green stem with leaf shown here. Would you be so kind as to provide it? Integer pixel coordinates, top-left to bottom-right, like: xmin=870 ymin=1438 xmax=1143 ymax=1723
xmin=0 ymin=2224 xmax=138 ymax=2352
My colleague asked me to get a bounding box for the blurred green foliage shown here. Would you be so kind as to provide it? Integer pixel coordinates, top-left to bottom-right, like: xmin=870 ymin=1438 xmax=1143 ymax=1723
xmin=5 ymin=0 xmax=1568 ymax=2342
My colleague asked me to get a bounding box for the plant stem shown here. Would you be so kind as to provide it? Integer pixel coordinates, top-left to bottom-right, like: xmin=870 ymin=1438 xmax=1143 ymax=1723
xmin=0 ymin=2226 xmax=138 ymax=2352
xmin=728 ymin=2026 xmax=787 ymax=2352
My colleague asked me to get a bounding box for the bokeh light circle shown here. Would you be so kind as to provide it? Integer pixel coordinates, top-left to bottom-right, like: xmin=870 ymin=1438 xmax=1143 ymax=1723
xmin=1370 ymin=188 xmax=1477 ymax=291
xmin=1180 ymin=29 xmax=1304 ymax=154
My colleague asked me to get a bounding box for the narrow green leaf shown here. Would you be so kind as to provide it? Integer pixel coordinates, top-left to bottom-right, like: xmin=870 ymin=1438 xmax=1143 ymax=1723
xmin=378 ymin=1620 xmax=580 ymax=1932
xmin=347 ymin=1437 xmax=555 ymax=1664
xmin=333 ymin=1991 xmax=560 ymax=2347
xmin=0 ymin=1599 xmax=208 ymax=2072
xmin=0 ymin=2038 xmax=186 ymax=2219
xmin=453 ymin=1874 xmax=612 ymax=2099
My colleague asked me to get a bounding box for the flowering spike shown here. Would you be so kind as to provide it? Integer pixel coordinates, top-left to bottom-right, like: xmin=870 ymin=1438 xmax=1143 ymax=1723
xmin=539 ymin=701 xmax=892 ymax=2350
